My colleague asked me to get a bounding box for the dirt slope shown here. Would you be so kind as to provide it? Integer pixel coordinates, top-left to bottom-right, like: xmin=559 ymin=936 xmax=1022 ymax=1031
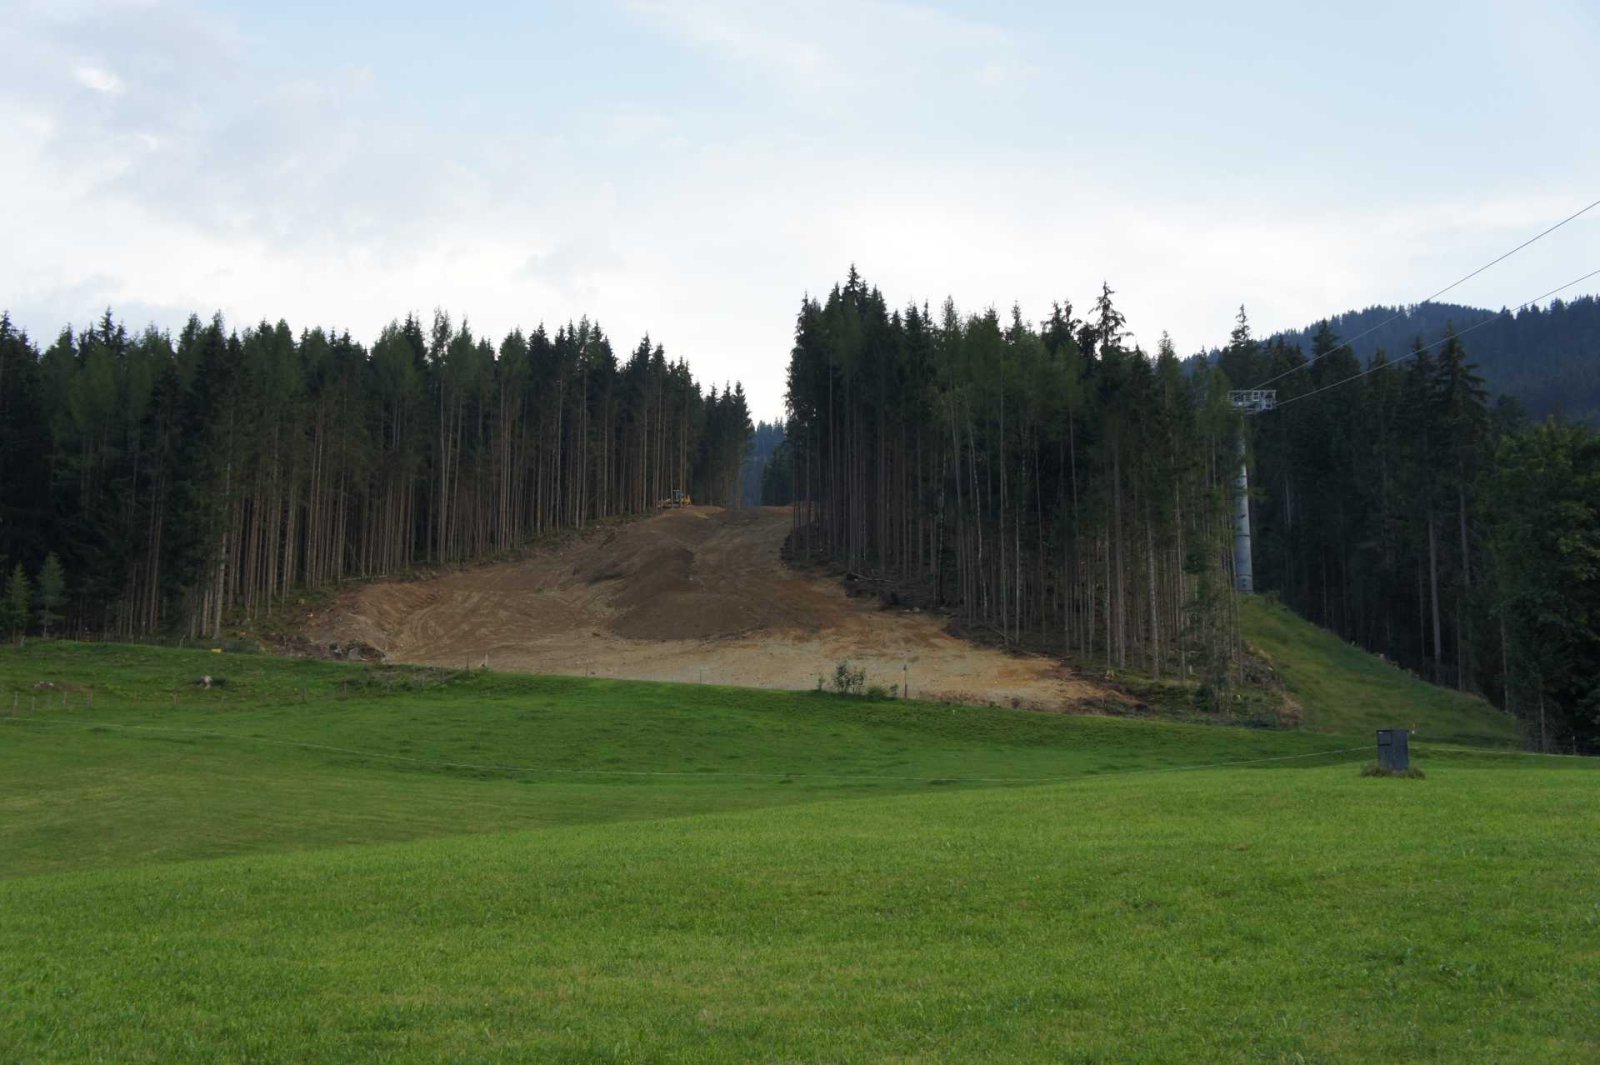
xmin=310 ymin=507 xmax=1114 ymax=710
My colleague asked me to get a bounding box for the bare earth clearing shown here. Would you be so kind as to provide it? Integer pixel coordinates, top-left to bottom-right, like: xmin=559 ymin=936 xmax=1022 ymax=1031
xmin=311 ymin=506 xmax=1116 ymax=710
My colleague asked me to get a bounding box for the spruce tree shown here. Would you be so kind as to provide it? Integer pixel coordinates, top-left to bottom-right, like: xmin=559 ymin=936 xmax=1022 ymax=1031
xmin=36 ymin=553 xmax=66 ymax=638
xmin=2 ymin=563 xmax=31 ymax=640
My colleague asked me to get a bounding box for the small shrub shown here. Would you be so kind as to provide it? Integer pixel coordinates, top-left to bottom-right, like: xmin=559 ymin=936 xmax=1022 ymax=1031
xmin=349 ymin=665 xmax=467 ymax=693
xmin=831 ymin=661 xmax=866 ymax=696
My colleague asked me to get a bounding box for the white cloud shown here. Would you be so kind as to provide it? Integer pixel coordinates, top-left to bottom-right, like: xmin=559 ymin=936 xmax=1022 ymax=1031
xmin=72 ymin=64 xmax=122 ymax=94
xmin=626 ymin=0 xmax=1033 ymax=100
xmin=626 ymin=0 xmax=834 ymax=89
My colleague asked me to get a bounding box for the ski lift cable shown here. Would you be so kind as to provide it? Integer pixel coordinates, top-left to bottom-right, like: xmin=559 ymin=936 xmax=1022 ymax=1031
xmin=1245 ymin=195 xmax=1600 ymax=392
xmin=1266 ymin=266 xmax=1600 ymax=411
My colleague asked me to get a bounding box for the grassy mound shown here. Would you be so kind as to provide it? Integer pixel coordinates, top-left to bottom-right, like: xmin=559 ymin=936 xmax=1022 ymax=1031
xmin=1240 ymin=596 xmax=1523 ymax=747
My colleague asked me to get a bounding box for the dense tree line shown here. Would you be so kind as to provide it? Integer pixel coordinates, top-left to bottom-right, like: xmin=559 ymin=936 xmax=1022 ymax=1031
xmin=0 ymin=309 xmax=749 ymax=639
xmin=783 ymin=270 xmax=1246 ymax=697
xmin=1255 ymin=295 xmax=1600 ymax=423
xmin=1224 ymin=311 xmax=1600 ymax=750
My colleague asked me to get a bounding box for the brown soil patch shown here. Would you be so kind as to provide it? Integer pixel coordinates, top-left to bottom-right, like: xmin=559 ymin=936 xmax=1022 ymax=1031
xmin=308 ymin=506 xmax=1117 ymax=711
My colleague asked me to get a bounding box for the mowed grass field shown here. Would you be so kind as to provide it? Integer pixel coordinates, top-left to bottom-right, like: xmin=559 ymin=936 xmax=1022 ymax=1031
xmin=2 ymin=640 xmax=1596 ymax=1062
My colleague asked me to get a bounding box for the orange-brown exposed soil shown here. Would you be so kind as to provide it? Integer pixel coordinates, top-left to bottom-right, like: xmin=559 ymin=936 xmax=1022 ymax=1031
xmin=308 ymin=506 xmax=1116 ymax=710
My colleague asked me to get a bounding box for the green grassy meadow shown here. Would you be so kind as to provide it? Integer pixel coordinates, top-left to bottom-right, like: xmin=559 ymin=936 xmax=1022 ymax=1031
xmin=2 ymin=639 xmax=1595 ymax=1062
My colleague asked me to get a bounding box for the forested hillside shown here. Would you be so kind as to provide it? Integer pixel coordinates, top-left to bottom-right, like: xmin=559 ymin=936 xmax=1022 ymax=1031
xmin=1255 ymin=295 xmax=1600 ymax=421
xmin=782 ymin=273 xmax=1600 ymax=751
xmin=1219 ymin=311 xmax=1600 ymax=751
xmin=740 ymin=420 xmax=784 ymax=507
xmin=0 ymin=310 xmax=750 ymax=639
xmin=782 ymin=270 xmax=1245 ymax=698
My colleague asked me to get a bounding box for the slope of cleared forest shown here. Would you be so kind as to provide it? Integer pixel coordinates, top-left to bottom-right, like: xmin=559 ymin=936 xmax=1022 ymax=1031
xmin=308 ymin=504 xmax=1537 ymax=740
xmin=1241 ymin=596 xmax=1523 ymax=747
xmin=310 ymin=506 xmax=1115 ymax=711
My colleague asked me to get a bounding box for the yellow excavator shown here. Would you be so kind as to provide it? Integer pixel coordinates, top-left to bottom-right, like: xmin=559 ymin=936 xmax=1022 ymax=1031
xmin=657 ymin=489 xmax=693 ymax=509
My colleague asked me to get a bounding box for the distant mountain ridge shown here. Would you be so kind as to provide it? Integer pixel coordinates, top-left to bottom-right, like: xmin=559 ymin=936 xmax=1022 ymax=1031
xmin=1244 ymin=294 xmax=1600 ymax=422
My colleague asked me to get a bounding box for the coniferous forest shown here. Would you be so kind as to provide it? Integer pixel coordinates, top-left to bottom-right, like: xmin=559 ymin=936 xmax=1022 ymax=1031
xmin=1256 ymin=295 xmax=1600 ymax=422
xmin=740 ymin=420 xmax=785 ymax=508
xmin=784 ymin=271 xmax=1600 ymax=751
xmin=782 ymin=270 xmax=1247 ymax=703
xmin=1221 ymin=312 xmax=1600 ymax=751
xmin=0 ymin=310 xmax=750 ymax=640
xmin=5 ymin=273 xmax=1600 ymax=750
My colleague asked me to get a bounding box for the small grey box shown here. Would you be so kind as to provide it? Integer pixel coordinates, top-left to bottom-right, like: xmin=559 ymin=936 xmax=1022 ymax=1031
xmin=1376 ymin=728 xmax=1411 ymax=771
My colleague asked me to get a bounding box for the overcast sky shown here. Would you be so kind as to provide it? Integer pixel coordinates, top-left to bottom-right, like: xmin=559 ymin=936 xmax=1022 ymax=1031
xmin=4 ymin=0 xmax=1598 ymax=420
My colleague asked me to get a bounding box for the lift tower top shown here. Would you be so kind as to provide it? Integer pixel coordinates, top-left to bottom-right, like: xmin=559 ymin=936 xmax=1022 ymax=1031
xmin=1228 ymin=390 xmax=1277 ymax=414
